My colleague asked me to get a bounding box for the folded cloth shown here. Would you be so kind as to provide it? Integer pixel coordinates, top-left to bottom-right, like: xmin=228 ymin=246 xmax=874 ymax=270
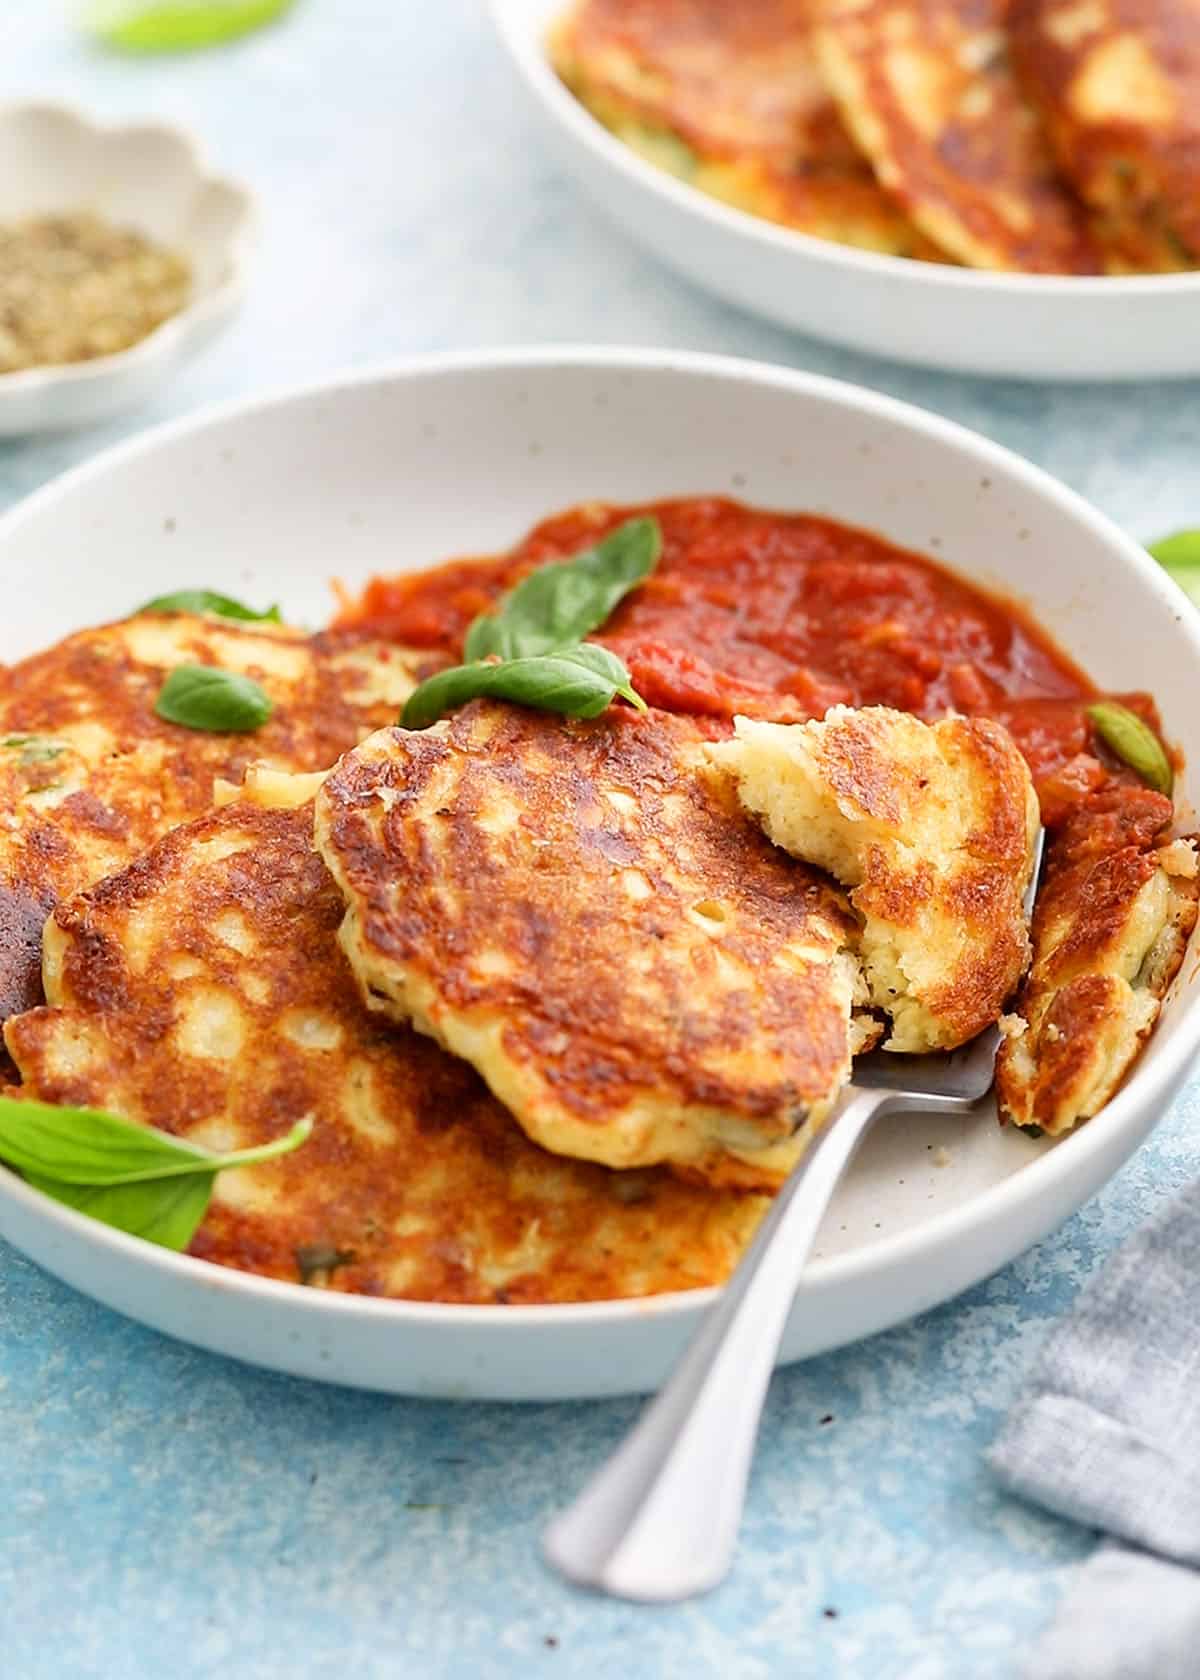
xmin=989 ymin=1178 xmax=1200 ymax=1680
xmin=1029 ymin=1545 xmax=1200 ymax=1680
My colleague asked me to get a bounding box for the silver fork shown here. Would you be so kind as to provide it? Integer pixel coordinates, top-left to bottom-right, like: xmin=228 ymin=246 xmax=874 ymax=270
xmin=542 ymin=832 xmax=1044 ymax=1604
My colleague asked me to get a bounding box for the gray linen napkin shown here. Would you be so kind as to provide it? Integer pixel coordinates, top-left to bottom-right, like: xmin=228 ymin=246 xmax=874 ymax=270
xmin=989 ymin=1179 xmax=1200 ymax=1680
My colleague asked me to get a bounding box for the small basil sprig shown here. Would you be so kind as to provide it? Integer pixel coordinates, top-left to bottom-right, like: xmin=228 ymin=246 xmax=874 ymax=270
xmin=0 ymin=1095 xmax=311 ymax=1251
xmin=1088 ymin=701 xmax=1174 ymax=795
xmin=84 ymin=0 xmax=295 ymax=52
xmin=403 ymin=517 xmax=659 ymax=730
xmin=155 ymin=664 xmax=273 ymax=732
xmin=402 ymin=644 xmax=646 ymax=731
xmin=138 ymin=588 xmax=282 ymax=623
xmin=2 ymin=734 xmax=66 ymax=765
xmin=1148 ymin=530 xmax=1200 ymax=607
xmin=464 ymin=517 xmax=661 ymax=661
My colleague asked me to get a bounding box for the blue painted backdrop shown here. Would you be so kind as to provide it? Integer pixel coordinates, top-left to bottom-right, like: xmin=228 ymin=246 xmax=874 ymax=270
xmin=2 ymin=6 xmax=1197 ymax=1675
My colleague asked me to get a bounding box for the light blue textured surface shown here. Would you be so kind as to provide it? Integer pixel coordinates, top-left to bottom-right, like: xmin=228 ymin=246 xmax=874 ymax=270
xmin=1 ymin=6 xmax=1197 ymax=1676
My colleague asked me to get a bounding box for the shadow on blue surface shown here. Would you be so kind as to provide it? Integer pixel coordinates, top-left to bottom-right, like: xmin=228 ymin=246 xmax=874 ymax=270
xmin=7 ymin=1089 xmax=1191 ymax=1680
xmin=2 ymin=2 xmax=1198 ymax=1673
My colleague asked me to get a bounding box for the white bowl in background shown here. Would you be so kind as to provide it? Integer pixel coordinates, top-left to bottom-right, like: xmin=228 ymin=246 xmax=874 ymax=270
xmin=0 ymin=102 xmax=253 ymax=434
xmin=488 ymin=0 xmax=1200 ymax=382
xmin=0 ymin=347 xmax=1197 ymax=1399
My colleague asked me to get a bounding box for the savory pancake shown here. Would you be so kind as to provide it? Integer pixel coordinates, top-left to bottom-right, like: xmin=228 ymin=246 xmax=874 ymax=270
xmin=315 ymin=702 xmax=872 ymax=1191
xmin=711 ymin=707 xmax=1039 ymax=1050
xmin=0 ymin=612 xmax=416 ymax=1052
xmin=2 ymin=772 xmax=767 ymax=1303
xmin=551 ymin=0 xmax=947 ymax=257
xmin=996 ymin=785 xmax=1198 ymax=1134
xmin=1011 ymin=0 xmax=1200 ymax=261
xmin=1090 ymin=200 xmax=1195 ymax=270
xmin=812 ymin=0 xmax=1103 ymax=270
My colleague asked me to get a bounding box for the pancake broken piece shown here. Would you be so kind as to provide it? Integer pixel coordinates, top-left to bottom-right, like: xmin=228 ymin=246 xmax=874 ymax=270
xmin=1011 ymin=0 xmax=1200 ymax=263
xmin=996 ymin=785 xmax=1199 ymax=1135
xmin=812 ymin=0 xmax=1103 ymax=270
xmin=551 ymin=0 xmax=947 ymax=258
xmin=315 ymin=702 xmax=872 ymax=1191
xmin=710 ymin=706 xmax=1039 ymax=1051
xmin=0 ymin=611 xmax=416 ymax=1044
xmin=3 ymin=771 xmax=767 ymax=1302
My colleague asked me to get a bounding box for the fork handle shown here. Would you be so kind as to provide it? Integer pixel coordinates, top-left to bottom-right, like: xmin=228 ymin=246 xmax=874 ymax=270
xmin=542 ymin=1084 xmax=891 ymax=1603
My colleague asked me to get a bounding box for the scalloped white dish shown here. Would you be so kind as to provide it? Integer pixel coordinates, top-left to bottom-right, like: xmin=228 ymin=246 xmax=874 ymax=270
xmin=1 ymin=348 xmax=1198 ymax=1400
xmin=488 ymin=0 xmax=1200 ymax=381
xmin=0 ymin=102 xmax=253 ymax=434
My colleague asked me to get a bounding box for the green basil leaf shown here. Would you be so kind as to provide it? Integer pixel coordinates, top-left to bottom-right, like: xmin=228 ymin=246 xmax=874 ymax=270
xmin=1 ymin=734 xmax=67 ymax=765
xmin=295 ymin=1242 xmax=356 ymax=1286
xmin=480 ymin=645 xmax=646 ymax=719
xmin=84 ymin=0 xmax=295 ymax=52
xmin=1087 ymin=701 xmax=1174 ymax=795
xmin=622 ymin=125 xmax=700 ymax=182
xmin=556 ymin=641 xmax=647 ymax=708
xmin=3 ymin=1102 xmax=312 ymax=1252
xmin=401 ymin=645 xmax=647 ymax=731
xmin=138 ymin=589 xmax=282 ymax=623
xmin=155 ymin=664 xmax=273 ymax=733
xmin=0 ymin=1096 xmax=312 ymax=1185
xmin=1147 ymin=530 xmax=1200 ymax=607
xmin=464 ymin=517 xmax=661 ymax=662
xmin=24 ymin=1170 xmax=216 ymax=1251
xmin=0 ymin=1095 xmax=215 ymax=1182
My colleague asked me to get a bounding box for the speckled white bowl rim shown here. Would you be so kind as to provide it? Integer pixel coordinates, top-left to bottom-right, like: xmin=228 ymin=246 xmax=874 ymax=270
xmin=489 ymin=3 xmax=1200 ymax=300
xmin=0 ymin=346 xmax=1196 ymax=1400
xmin=488 ymin=0 xmax=1200 ymax=378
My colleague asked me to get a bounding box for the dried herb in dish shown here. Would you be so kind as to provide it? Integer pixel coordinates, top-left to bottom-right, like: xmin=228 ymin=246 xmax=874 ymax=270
xmin=0 ymin=213 xmax=190 ymax=372
xmin=0 ymin=1095 xmax=311 ymax=1251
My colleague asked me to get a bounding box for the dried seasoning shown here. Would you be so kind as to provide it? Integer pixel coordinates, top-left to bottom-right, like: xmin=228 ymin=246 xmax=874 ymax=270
xmin=0 ymin=211 xmax=190 ymax=372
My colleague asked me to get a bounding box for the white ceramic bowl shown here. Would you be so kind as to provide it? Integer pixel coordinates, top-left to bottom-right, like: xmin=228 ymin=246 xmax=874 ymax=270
xmin=489 ymin=0 xmax=1200 ymax=381
xmin=0 ymin=347 xmax=1197 ymax=1399
xmin=0 ymin=102 xmax=253 ymax=434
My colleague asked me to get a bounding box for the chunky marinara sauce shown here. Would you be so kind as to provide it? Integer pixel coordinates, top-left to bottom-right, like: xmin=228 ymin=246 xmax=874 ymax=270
xmin=336 ymin=497 xmax=1160 ymax=827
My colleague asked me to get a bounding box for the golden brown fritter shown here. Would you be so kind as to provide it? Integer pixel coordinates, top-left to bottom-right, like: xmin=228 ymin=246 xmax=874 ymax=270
xmin=316 ymin=702 xmax=871 ymax=1191
xmin=813 ymin=0 xmax=1103 ymax=270
xmin=0 ymin=613 xmax=416 ymax=1050
xmin=1012 ymin=0 xmax=1200 ymax=261
xmin=551 ymin=0 xmax=948 ymax=257
xmin=996 ymin=785 xmax=1198 ymax=1134
xmin=3 ymin=777 xmax=767 ymax=1303
xmin=711 ymin=706 xmax=1039 ymax=1050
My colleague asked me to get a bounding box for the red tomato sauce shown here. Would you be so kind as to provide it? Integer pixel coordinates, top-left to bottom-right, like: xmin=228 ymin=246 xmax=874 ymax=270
xmin=335 ymin=497 xmax=1161 ymax=820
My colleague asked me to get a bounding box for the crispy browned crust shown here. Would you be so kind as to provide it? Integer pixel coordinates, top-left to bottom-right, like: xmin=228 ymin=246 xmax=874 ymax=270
xmin=712 ymin=708 xmax=1038 ymax=1048
xmin=316 ymin=703 xmax=863 ymax=1188
xmin=813 ymin=0 xmax=1104 ymax=271
xmin=0 ymin=614 xmax=415 ymax=1044
xmin=3 ymin=799 xmax=766 ymax=1303
xmin=551 ymin=0 xmax=948 ymax=257
xmin=555 ymin=0 xmax=854 ymax=166
xmin=857 ymin=714 xmax=1038 ymax=1041
xmin=1012 ymin=0 xmax=1200 ymax=260
xmin=996 ymin=787 xmax=1199 ymax=1132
